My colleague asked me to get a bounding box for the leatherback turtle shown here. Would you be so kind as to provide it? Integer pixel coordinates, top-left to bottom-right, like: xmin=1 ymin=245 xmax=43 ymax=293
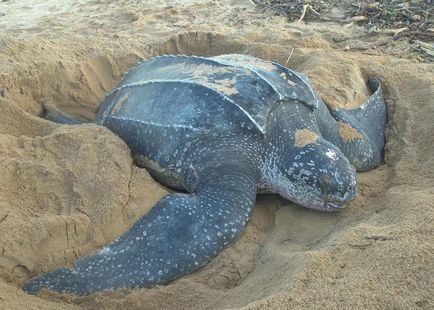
xmin=23 ymin=54 xmax=386 ymax=295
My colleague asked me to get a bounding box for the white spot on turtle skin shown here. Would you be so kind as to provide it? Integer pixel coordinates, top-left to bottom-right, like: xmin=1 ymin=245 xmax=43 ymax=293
xmin=326 ymin=149 xmax=338 ymax=160
xmin=99 ymin=247 xmax=112 ymax=255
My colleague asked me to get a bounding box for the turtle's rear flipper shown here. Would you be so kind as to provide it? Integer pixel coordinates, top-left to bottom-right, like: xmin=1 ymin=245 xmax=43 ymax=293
xmin=329 ymin=78 xmax=387 ymax=171
xmin=42 ymin=103 xmax=85 ymax=125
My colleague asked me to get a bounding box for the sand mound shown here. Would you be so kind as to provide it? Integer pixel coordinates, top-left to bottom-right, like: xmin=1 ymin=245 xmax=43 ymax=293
xmin=0 ymin=0 xmax=433 ymax=309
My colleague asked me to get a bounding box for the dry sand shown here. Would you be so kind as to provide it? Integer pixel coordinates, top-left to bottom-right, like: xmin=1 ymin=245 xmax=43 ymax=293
xmin=0 ymin=0 xmax=433 ymax=309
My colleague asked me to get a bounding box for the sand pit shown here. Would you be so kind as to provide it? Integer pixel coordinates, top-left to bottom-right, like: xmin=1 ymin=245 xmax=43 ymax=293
xmin=0 ymin=0 xmax=433 ymax=309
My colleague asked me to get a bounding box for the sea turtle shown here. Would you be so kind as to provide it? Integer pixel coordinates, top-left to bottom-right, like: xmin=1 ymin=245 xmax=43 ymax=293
xmin=23 ymin=54 xmax=386 ymax=295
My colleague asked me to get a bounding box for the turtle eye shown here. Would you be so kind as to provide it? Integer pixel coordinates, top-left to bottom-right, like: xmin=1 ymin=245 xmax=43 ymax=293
xmin=319 ymin=174 xmax=333 ymax=192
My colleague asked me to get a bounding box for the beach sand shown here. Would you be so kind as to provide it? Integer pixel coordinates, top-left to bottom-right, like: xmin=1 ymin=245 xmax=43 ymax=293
xmin=0 ymin=0 xmax=433 ymax=309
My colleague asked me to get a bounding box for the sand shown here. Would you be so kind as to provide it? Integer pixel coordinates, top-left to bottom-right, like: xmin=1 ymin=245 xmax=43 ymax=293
xmin=0 ymin=0 xmax=433 ymax=309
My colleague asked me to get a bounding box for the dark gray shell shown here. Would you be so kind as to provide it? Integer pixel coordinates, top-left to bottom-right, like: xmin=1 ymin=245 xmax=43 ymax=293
xmin=94 ymin=54 xmax=318 ymax=176
xmin=96 ymin=54 xmax=318 ymax=131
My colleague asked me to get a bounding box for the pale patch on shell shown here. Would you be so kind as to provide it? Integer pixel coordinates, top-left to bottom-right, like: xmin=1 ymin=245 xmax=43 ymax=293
xmin=338 ymin=121 xmax=363 ymax=142
xmin=192 ymin=64 xmax=239 ymax=96
xmin=113 ymin=93 xmax=129 ymax=113
xmin=294 ymin=128 xmax=319 ymax=148
xmin=212 ymin=77 xmax=239 ymax=95
xmin=279 ymin=72 xmax=295 ymax=86
xmin=218 ymin=54 xmax=277 ymax=72
xmin=193 ymin=63 xmax=235 ymax=77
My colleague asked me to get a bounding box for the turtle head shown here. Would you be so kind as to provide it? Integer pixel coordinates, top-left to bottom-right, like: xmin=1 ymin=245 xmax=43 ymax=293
xmin=270 ymin=137 xmax=357 ymax=212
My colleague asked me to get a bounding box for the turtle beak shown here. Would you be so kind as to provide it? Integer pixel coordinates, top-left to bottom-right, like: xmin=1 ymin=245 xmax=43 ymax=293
xmin=321 ymin=188 xmax=329 ymax=210
xmin=316 ymin=166 xmax=357 ymax=212
xmin=320 ymin=185 xmax=357 ymax=212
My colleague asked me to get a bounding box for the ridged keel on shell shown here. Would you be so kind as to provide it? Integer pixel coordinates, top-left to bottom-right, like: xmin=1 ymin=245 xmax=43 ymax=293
xmin=96 ymin=54 xmax=319 ymax=134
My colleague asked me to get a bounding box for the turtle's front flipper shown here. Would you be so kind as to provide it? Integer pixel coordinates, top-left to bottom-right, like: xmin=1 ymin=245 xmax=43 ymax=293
xmin=42 ymin=104 xmax=85 ymax=125
xmin=321 ymin=79 xmax=387 ymax=171
xmin=23 ymin=163 xmax=258 ymax=295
